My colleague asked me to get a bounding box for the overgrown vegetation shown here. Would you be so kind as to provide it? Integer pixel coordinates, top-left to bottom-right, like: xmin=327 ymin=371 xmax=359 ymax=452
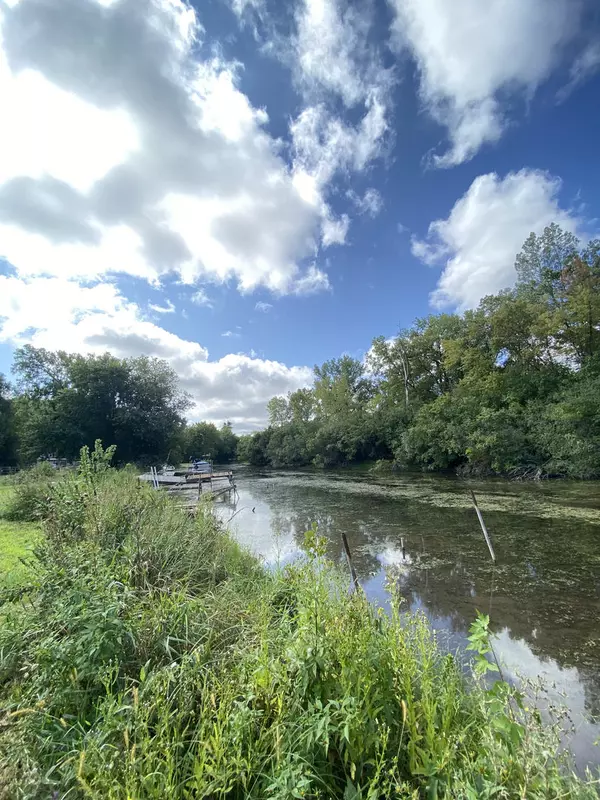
xmin=0 ymin=449 xmax=598 ymax=798
xmin=238 ymin=225 xmax=600 ymax=478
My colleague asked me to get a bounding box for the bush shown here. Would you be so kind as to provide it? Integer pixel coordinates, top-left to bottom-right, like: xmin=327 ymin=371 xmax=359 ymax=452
xmin=0 ymin=459 xmax=597 ymax=798
xmin=1 ymin=463 xmax=58 ymax=521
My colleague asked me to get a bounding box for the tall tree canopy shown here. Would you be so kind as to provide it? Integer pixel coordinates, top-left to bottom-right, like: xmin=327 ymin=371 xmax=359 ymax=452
xmin=11 ymin=347 xmax=191 ymax=464
xmin=241 ymin=225 xmax=600 ymax=478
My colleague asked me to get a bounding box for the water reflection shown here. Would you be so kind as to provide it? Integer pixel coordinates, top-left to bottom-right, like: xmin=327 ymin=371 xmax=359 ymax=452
xmin=215 ymin=467 xmax=600 ymax=769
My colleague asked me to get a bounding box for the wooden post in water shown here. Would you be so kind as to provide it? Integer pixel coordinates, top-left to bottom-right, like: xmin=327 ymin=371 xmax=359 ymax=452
xmin=470 ymin=489 xmax=496 ymax=563
xmin=341 ymin=531 xmax=361 ymax=593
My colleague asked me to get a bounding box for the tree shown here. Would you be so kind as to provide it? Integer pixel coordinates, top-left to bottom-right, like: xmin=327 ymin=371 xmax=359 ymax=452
xmin=313 ymin=356 xmax=373 ymax=417
xmin=267 ymin=396 xmax=291 ymax=427
xmin=11 ymin=347 xmax=190 ymax=464
xmin=0 ymin=375 xmax=18 ymax=466
xmin=255 ymin=224 xmax=599 ymax=477
xmin=515 ymin=223 xmax=579 ymax=297
xmin=184 ymin=422 xmax=222 ymax=461
xmin=217 ymin=422 xmax=238 ymax=462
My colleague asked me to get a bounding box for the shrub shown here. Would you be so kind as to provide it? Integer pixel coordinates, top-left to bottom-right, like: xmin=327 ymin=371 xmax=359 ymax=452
xmin=1 ymin=463 xmax=58 ymax=521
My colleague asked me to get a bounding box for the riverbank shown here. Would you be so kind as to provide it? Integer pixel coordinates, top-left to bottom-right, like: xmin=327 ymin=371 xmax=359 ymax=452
xmin=1 ymin=462 xmax=598 ymax=798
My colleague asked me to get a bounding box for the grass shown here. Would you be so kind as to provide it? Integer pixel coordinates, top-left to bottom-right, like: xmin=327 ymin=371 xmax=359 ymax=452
xmin=0 ymin=519 xmax=40 ymax=588
xmin=0 ymin=481 xmax=41 ymax=588
xmin=0 ymin=448 xmax=598 ymax=799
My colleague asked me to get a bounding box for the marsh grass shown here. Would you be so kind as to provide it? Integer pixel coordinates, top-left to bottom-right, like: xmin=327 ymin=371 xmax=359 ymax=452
xmin=0 ymin=451 xmax=598 ymax=798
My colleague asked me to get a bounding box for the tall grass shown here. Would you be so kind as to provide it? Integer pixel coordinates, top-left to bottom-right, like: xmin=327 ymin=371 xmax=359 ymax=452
xmin=0 ymin=447 xmax=598 ymax=798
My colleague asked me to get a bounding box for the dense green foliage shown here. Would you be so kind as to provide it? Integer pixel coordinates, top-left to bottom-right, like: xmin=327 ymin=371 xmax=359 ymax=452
xmin=1 ymin=459 xmax=597 ymax=798
xmin=0 ymin=349 xmax=239 ymax=467
xmin=182 ymin=420 xmax=238 ymax=463
xmin=239 ymin=225 xmax=600 ymax=478
xmin=0 ymin=376 xmax=17 ymax=466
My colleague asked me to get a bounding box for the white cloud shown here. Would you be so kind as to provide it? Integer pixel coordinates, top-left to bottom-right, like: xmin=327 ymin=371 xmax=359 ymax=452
xmin=290 ymin=88 xmax=389 ymax=187
xmin=287 ymin=0 xmax=392 ymax=246
xmin=184 ymin=354 xmax=312 ymax=431
xmin=412 ymin=169 xmax=584 ymax=309
xmin=558 ymin=40 xmax=600 ymax=101
xmin=255 ymin=301 xmax=273 ymax=313
xmin=0 ymin=69 xmax=139 ymax=193
xmin=290 ymin=95 xmax=388 ymax=243
xmin=321 ymin=214 xmax=350 ymax=247
xmin=388 ymin=0 xmax=580 ymax=166
xmin=348 ymin=187 xmax=383 ymax=217
xmin=149 ymin=299 xmax=175 ymax=314
xmin=291 ymin=264 xmax=331 ymax=295
xmin=0 ymin=0 xmax=329 ymax=294
xmin=221 ymin=330 xmax=241 ymax=338
xmin=190 ymin=288 xmax=213 ymax=307
xmin=294 ymin=0 xmax=392 ymax=108
xmin=229 ymin=0 xmax=265 ymax=19
xmin=0 ymin=274 xmax=311 ymax=431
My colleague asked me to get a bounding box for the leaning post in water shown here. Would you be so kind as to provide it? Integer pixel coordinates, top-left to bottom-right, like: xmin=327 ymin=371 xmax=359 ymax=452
xmin=470 ymin=489 xmax=496 ymax=563
xmin=340 ymin=531 xmax=361 ymax=593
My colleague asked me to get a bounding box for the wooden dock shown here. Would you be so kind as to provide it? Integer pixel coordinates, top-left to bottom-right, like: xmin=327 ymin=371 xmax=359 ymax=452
xmin=139 ymin=469 xmax=236 ymax=513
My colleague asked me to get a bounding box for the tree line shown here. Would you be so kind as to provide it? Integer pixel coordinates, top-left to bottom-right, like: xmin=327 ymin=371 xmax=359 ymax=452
xmin=238 ymin=224 xmax=600 ymax=478
xmin=2 ymin=224 xmax=598 ymax=477
xmin=0 ymin=346 xmax=237 ymax=467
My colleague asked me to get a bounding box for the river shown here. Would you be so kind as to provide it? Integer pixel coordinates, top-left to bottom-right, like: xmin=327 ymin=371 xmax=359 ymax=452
xmin=213 ymin=466 xmax=600 ymax=770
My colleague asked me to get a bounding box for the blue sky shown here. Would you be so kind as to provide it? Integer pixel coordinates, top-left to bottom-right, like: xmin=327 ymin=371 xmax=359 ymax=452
xmin=0 ymin=0 xmax=599 ymax=429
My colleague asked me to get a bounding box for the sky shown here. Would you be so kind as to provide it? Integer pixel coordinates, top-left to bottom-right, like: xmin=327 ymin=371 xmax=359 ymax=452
xmin=0 ymin=0 xmax=599 ymax=431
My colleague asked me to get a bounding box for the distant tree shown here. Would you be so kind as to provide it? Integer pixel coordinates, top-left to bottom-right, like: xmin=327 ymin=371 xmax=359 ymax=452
xmin=183 ymin=421 xmax=238 ymax=463
xmin=216 ymin=422 xmax=238 ymax=463
xmin=254 ymin=224 xmax=600 ymax=478
xmin=515 ymin=223 xmax=579 ymax=296
xmin=267 ymin=396 xmax=291 ymax=427
xmin=184 ymin=422 xmax=222 ymax=461
xmin=0 ymin=374 xmax=18 ymax=466
xmin=11 ymin=347 xmax=190 ymax=464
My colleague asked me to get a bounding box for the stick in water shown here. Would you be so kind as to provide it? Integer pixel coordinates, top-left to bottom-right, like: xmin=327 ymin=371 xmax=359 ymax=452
xmin=340 ymin=531 xmax=361 ymax=593
xmin=470 ymin=489 xmax=496 ymax=563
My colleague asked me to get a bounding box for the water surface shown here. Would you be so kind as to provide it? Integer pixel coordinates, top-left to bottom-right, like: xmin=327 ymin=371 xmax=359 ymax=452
xmin=215 ymin=467 xmax=600 ymax=770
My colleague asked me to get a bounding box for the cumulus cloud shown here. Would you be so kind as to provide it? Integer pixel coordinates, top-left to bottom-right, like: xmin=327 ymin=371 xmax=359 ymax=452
xmin=286 ymin=0 xmax=393 ymax=244
xmin=388 ymin=0 xmax=581 ymax=166
xmin=294 ymin=0 xmax=392 ymax=108
xmin=290 ymin=96 xmax=388 ymax=245
xmin=0 ymin=0 xmax=328 ymax=293
xmin=0 ymin=274 xmax=312 ymax=431
xmin=412 ymin=169 xmax=584 ymax=309
xmin=183 ymin=354 xmax=312 ymax=431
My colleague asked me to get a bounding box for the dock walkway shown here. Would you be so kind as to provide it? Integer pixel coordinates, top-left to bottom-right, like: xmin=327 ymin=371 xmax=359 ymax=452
xmin=139 ymin=469 xmax=236 ymax=512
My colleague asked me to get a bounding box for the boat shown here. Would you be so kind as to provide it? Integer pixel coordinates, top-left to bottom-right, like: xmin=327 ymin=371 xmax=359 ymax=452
xmin=188 ymin=459 xmax=212 ymax=474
